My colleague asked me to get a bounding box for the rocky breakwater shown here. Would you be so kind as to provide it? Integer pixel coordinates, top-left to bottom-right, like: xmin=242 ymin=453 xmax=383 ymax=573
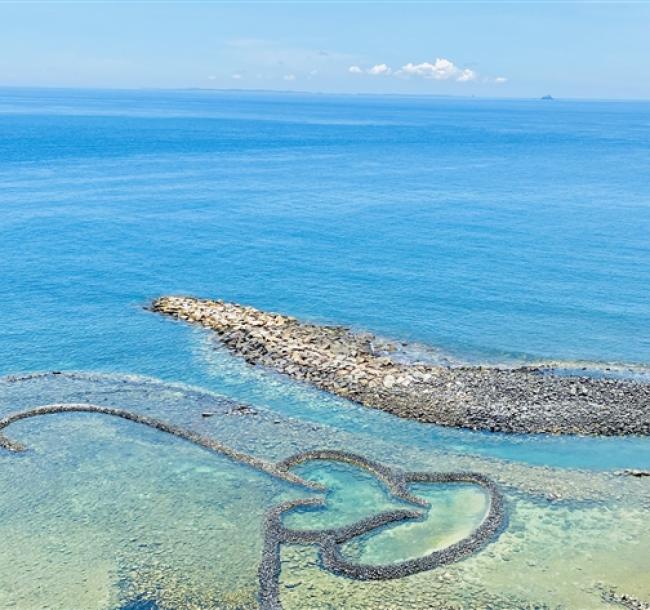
xmin=151 ymin=296 xmax=650 ymax=436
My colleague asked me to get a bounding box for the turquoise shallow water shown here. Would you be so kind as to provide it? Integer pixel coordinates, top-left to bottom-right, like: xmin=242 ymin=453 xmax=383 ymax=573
xmin=1 ymin=88 xmax=649 ymax=608
xmin=1 ymin=372 xmax=649 ymax=609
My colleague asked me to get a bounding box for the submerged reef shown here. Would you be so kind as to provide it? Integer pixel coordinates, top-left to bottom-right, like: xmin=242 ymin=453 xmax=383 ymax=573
xmin=0 ymin=404 xmax=505 ymax=610
xmin=151 ymin=296 xmax=650 ymax=436
xmin=600 ymin=587 xmax=650 ymax=610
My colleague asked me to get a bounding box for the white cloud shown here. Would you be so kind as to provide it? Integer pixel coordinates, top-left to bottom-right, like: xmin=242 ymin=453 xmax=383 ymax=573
xmin=283 ymin=73 xmax=296 ymax=81
xmin=367 ymin=63 xmax=391 ymax=76
xmin=207 ymin=75 xmax=217 ymax=81
xmin=398 ymin=59 xmax=456 ymax=80
xmin=457 ymin=68 xmax=477 ymax=82
xmin=231 ymin=73 xmax=242 ymax=80
xmin=347 ymin=58 xmax=503 ymax=85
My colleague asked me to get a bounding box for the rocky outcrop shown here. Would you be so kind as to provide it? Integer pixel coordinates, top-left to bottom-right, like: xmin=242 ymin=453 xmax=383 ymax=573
xmin=151 ymin=296 xmax=650 ymax=436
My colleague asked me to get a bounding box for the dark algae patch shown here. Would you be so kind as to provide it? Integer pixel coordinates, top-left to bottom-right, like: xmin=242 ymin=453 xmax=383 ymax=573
xmin=118 ymin=598 xmax=159 ymax=610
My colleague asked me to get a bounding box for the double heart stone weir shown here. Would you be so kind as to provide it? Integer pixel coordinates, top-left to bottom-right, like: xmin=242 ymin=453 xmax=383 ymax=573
xmin=0 ymin=404 xmax=507 ymax=610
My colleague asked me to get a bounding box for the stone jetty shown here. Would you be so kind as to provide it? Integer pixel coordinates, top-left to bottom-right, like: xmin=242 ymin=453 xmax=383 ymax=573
xmin=151 ymin=296 xmax=650 ymax=436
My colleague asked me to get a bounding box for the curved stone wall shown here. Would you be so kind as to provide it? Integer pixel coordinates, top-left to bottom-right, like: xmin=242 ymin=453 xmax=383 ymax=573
xmin=0 ymin=404 xmax=506 ymax=610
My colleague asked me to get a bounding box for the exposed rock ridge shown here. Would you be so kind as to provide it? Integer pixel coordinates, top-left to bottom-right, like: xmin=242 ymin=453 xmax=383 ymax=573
xmin=151 ymin=296 xmax=650 ymax=436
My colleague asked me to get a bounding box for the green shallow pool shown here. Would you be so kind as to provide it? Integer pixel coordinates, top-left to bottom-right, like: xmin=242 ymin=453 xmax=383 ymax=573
xmin=0 ymin=373 xmax=649 ymax=610
xmin=282 ymin=462 xmax=491 ymax=565
xmin=339 ymin=482 xmax=490 ymax=565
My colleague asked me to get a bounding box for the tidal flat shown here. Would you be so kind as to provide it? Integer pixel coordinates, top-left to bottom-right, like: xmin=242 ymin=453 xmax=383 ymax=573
xmin=1 ymin=372 xmax=648 ymax=609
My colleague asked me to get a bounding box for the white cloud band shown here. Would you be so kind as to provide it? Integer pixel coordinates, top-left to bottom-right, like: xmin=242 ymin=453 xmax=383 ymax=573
xmin=349 ymin=58 xmax=496 ymax=84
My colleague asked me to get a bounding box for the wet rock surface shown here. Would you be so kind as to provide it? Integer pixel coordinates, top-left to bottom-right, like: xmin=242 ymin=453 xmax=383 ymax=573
xmin=152 ymin=296 xmax=650 ymax=436
xmin=601 ymin=587 xmax=650 ymax=610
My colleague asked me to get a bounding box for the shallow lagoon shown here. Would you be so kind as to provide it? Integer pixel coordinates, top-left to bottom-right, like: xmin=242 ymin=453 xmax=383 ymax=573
xmin=1 ymin=372 xmax=648 ymax=609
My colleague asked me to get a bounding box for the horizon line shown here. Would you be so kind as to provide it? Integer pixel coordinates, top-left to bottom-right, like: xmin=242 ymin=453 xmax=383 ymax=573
xmin=0 ymin=84 xmax=649 ymax=103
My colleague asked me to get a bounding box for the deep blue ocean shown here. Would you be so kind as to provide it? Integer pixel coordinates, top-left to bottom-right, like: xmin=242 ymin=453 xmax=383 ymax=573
xmin=1 ymin=87 xmax=649 ymax=472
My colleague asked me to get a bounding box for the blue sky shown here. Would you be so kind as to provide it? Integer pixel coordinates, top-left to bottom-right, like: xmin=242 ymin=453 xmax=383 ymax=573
xmin=1 ymin=2 xmax=649 ymax=99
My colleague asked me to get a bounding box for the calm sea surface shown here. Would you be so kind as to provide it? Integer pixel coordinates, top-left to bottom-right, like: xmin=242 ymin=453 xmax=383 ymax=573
xmin=1 ymin=88 xmax=649 ymax=609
